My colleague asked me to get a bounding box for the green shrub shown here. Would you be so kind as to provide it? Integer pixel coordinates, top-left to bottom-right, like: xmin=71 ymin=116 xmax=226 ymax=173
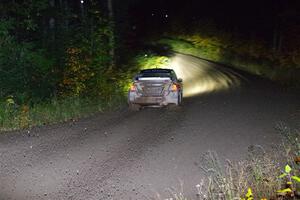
xmin=0 ymin=20 xmax=55 ymax=102
xmin=0 ymin=95 xmax=125 ymax=132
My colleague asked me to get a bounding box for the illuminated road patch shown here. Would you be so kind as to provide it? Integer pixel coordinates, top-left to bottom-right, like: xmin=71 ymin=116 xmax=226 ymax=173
xmin=169 ymin=54 xmax=242 ymax=97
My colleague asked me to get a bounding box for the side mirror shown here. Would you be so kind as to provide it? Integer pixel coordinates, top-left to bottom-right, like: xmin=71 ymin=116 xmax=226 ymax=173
xmin=177 ymin=78 xmax=183 ymax=83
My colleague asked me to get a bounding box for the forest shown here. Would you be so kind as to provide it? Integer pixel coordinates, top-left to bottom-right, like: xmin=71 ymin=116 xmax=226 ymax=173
xmin=0 ymin=0 xmax=136 ymax=129
xmin=1 ymin=0 xmax=122 ymax=102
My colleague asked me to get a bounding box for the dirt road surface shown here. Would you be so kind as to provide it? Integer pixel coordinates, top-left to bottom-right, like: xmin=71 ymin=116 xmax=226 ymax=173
xmin=1 ymin=54 xmax=299 ymax=200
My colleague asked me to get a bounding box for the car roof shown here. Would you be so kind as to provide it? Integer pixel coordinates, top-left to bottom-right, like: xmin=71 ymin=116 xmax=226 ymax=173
xmin=140 ymin=68 xmax=174 ymax=73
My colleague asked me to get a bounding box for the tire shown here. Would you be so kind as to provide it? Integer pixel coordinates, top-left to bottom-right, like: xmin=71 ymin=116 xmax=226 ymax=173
xmin=178 ymin=92 xmax=183 ymax=105
xmin=167 ymin=93 xmax=182 ymax=110
xmin=129 ymin=103 xmax=141 ymax=111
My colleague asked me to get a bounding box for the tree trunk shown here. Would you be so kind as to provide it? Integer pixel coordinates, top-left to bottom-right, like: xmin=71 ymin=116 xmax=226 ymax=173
xmin=272 ymin=21 xmax=283 ymax=53
xmin=80 ymin=0 xmax=85 ymax=19
xmin=272 ymin=26 xmax=278 ymax=52
xmin=107 ymin=0 xmax=115 ymax=70
xmin=63 ymin=0 xmax=69 ymax=30
xmin=49 ymin=0 xmax=55 ymax=41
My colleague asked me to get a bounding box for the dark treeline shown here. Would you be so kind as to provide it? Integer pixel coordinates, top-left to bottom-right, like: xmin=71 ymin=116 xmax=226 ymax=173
xmin=129 ymin=0 xmax=300 ymax=52
xmin=125 ymin=0 xmax=300 ymax=85
xmin=0 ymin=0 xmax=125 ymax=104
xmin=0 ymin=0 xmax=145 ymax=130
xmin=129 ymin=0 xmax=300 ymax=73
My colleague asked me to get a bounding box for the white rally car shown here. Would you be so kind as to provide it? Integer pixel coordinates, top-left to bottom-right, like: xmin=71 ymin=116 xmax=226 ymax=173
xmin=128 ymin=68 xmax=183 ymax=110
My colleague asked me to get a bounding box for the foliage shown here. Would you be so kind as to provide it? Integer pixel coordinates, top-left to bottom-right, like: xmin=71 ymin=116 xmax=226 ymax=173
xmin=0 ymin=52 xmax=168 ymax=131
xmin=0 ymin=0 xmax=120 ymax=100
xmin=135 ymin=54 xmax=170 ymax=70
xmin=0 ymin=55 xmax=164 ymax=131
xmin=158 ymin=37 xmax=300 ymax=86
xmin=0 ymin=95 xmax=125 ymax=132
xmin=196 ymin=148 xmax=281 ymax=200
xmin=160 ymin=126 xmax=300 ymax=200
xmin=0 ymin=0 xmax=133 ymax=131
xmin=276 ymin=123 xmax=300 ymax=158
xmin=241 ymin=188 xmax=254 ymax=200
xmin=276 ymin=164 xmax=300 ymax=197
xmin=155 ymin=16 xmax=300 ymax=86
xmin=61 ymin=47 xmax=95 ymax=96
xmin=0 ymin=20 xmax=54 ymax=102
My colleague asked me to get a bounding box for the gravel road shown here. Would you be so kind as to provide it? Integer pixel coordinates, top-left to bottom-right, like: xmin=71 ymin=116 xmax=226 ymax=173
xmin=1 ymin=54 xmax=299 ymax=200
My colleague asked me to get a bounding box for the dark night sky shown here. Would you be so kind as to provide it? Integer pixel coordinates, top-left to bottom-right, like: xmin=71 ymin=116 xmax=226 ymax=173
xmin=124 ymin=0 xmax=300 ymax=40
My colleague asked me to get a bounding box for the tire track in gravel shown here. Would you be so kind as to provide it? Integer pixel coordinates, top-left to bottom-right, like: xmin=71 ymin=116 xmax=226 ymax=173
xmin=56 ymin=108 xmax=185 ymax=200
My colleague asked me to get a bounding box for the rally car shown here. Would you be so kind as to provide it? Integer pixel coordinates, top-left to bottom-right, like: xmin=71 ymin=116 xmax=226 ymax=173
xmin=128 ymin=68 xmax=183 ymax=110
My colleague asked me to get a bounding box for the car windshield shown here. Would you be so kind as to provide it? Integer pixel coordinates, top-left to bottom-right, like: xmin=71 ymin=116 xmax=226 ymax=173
xmin=139 ymin=72 xmax=171 ymax=78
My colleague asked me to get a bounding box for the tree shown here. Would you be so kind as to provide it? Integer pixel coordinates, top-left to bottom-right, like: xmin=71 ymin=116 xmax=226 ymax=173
xmin=107 ymin=0 xmax=115 ymax=70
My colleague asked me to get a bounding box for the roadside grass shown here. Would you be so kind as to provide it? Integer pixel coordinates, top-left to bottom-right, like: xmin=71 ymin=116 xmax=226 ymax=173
xmin=199 ymin=149 xmax=281 ymax=200
xmin=161 ymin=125 xmax=300 ymax=200
xmin=157 ymin=37 xmax=300 ymax=87
xmin=0 ymin=95 xmax=125 ymax=132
